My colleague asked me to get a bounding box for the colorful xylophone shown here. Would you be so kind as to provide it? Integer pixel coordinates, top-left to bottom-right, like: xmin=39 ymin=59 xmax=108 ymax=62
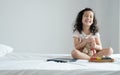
xmin=89 ymin=56 xmax=114 ymax=62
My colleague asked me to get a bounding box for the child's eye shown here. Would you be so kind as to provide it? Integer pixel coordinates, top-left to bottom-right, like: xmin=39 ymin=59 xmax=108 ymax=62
xmin=85 ymin=15 xmax=88 ymax=17
xmin=90 ymin=16 xmax=93 ymax=18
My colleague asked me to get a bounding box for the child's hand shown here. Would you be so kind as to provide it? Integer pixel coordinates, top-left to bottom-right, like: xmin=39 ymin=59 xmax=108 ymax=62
xmin=82 ymin=38 xmax=88 ymax=44
xmin=90 ymin=42 xmax=96 ymax=48
xmin=86 ymin=37 xmax=96 ymax=48
xmin=87 ymin=36 xmax=95 ymax=43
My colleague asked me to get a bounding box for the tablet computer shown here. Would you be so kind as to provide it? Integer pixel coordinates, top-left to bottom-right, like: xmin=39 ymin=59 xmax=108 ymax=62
xmin=47 ymin=58 xmax=77 ymax=63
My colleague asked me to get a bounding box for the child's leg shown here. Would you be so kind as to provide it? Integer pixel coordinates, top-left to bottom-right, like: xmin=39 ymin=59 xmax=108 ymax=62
xmin=71 ymin=49 xmax=90 ymax=60
xmin=95 ymin=47 xmax=113 ymax=57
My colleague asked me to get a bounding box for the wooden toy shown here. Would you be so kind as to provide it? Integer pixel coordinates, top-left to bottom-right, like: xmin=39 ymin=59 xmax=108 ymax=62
xmin=89 ymin=56 xmax=114 ymax=62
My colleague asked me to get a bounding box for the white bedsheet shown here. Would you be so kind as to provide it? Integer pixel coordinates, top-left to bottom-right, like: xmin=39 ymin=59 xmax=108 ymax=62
xmin=0 ymin=53 xmax=120 ymax=75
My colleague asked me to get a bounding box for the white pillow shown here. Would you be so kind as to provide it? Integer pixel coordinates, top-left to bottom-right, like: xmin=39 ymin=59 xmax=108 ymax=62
xmin=0 ymin=44 xmax=13 ymax=57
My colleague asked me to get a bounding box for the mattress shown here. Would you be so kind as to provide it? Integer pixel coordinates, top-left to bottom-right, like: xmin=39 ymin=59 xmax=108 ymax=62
xmin=0 ymin=53 xmax=120 ymax=75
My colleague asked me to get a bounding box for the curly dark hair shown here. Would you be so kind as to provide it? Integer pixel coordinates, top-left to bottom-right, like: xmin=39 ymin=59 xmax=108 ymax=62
xmin=73 ymin=8 xmax=99 ymax=35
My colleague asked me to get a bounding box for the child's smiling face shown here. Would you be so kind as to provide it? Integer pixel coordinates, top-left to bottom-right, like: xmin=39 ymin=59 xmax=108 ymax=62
xmin=82 ymin=11 xmax=94 ymax=27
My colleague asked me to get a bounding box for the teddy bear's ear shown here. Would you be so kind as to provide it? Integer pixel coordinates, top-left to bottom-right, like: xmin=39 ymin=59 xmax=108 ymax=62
xmin=86 ymin=44 xmax=90 ymax=48
xmin=83 ymin=48 xmax=88 ymax=54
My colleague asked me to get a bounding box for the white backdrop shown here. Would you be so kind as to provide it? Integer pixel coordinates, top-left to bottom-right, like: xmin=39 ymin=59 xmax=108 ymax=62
xmin=0 ymin=0 xmax=119 ymax=53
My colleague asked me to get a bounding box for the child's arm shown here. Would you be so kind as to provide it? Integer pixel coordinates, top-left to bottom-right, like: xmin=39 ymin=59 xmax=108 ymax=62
xmin=73 ymin=37 xmax=87 ymax=50
xmin=94 ymin=37 xmax=103 ymax=50
xmin=90 ymin=37 xmax=102 ymax=51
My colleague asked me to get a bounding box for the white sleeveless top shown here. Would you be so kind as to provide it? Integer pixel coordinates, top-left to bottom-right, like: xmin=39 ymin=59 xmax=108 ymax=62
xmin=73 ymin=30 xmax=100 ymax=39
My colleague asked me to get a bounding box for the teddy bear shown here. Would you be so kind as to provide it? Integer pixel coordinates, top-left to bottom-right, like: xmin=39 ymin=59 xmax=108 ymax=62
xmin=82 ymin=43 xmax=96 ymax=56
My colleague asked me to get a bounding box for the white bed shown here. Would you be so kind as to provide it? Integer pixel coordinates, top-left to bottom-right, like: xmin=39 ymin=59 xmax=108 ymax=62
xmin=0 ymin=53 xmax=120 ymax=75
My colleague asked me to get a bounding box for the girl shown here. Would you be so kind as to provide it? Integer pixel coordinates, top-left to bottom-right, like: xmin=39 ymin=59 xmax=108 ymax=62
xmin=71 ymin=8 xmax=113 ymax=60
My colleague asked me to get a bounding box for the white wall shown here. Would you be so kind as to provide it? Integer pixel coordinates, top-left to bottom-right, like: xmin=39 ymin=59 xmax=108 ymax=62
xmin=91 ymin=0 xmax=119 ymax=53
xmin=119 ymin=0 xmax=120 ymax=53
xmin=0 ymin=0 xmax=119 ymax=53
